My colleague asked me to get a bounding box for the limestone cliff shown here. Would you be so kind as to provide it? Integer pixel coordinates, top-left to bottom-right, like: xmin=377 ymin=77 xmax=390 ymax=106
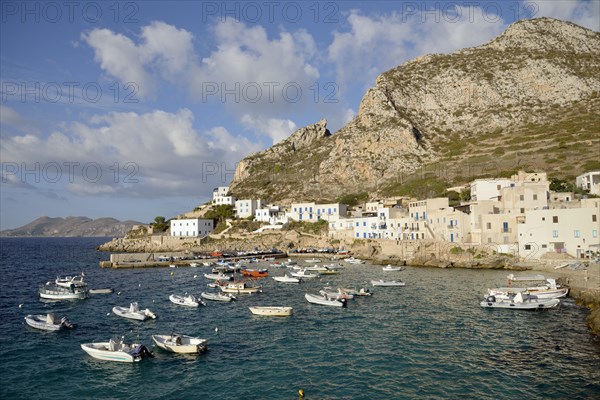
xmin=230 ymin=18 xmax=600 ymax=202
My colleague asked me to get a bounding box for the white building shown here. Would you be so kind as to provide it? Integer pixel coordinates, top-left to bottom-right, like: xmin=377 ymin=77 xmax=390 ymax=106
xmin=576 ymin=171 xmax=600 ymax=196
xmin=288 ymin=202 xmax=347 ymax=222
xmin=212 ymin=186 xmax=236 ymax=206
xmin=470 ymin=178 xmax=514 ymax=201
xmin=170 ymin=218 xmax=214 ymax=237
xmin=235 ymin=199 xmax=265 ymax=218
xmin=517 ymin=199 xmax=600 ymax=259
xmin=255 ymin=206 xmax=289 ymax=225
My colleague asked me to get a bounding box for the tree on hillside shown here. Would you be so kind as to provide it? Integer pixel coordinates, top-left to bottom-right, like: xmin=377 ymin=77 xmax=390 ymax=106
xmin=151 ymin=216 xmax=169 ymax=232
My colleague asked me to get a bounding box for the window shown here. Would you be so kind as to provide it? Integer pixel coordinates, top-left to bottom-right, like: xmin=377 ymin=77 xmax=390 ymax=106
xmin=525 ymin=244 xmax=531 ymax=250
xmin=542 ymin=244 xmax=547 ymax=248
xmin=552 ymin=230 xmax=558 ymax=238
xmin=519 ymin=195 xmax=524 ymax=201
xmin=593 ymin=230 xmax=598 ymax=238
xmin=486 ymin=222 xmax=491 ymax=230
xmin=553 ymin=216 xmax=558 ymax=223
xmin=363 ymin=222 xmax=366 ymax=226
xmin=593 ymin=215 xmax=597 ymax=222
xmin=533 ymin=194 xmax=538 ymax=200
xmin=542 ymin=217 xmax=545 ymax=221
xmin=520 ymin=208 xmax=525 ymax=214
xmin=574 ymin=230 xmax=580 ymax=238
xmin=496 ymin=184 xmax=501 ymax=190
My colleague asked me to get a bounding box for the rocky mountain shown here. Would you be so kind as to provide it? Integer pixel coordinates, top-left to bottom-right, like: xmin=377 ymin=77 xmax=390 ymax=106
xmin=230 ymin=18 xmax=600 ymax=202
xmin=0 ymin=216 xmax=142 ymax=237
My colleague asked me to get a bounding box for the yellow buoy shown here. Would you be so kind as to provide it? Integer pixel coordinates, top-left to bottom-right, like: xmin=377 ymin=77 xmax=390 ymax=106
xmin=298 ymin=389 xmax=304 ymax=398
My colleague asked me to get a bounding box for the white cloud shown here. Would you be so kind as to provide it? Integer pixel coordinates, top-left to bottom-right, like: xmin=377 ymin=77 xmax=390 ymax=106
xmin=0 ymin=105 xmax=41 ymax=135
xmin=1 ymin=109 xmax=261 ymax=198
xmin=82 ymin=21 xmax=195 ymax=98
xmin=535 ymin=0 xmax=600 ymax=31
xmin=240 ymin=115 xmax=297 ymax=144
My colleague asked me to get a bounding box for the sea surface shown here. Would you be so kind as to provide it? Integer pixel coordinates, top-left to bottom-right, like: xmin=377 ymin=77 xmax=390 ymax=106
xmin=0 ymin=237 xmax=599 ymax=400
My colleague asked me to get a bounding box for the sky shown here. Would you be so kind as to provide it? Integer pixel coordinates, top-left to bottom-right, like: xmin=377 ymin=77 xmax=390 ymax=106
xmin=0 ymin=0 xmax=598 ymax=229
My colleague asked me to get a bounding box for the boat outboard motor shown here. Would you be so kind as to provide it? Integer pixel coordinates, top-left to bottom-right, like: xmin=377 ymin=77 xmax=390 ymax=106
xmin=133 ymin=345 xmax=154 ymax=359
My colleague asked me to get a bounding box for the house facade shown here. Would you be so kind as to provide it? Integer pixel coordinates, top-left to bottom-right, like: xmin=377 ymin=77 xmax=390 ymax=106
xmin=170 ymin=218 xmax=214 ymax=237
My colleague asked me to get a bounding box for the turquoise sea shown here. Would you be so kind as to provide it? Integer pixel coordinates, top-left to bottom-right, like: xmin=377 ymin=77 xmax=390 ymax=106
xmin=1 ymin=237 xmax=599 ymax=399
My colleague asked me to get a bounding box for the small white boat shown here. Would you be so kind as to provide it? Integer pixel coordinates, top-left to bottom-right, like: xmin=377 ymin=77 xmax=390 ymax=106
xmin=55 ymin=273 xmax=87 ymax=288
xmin=152 ymin=334 xmax=208 ymax=354
xmin=112 ymin=302 xmax=157 ymax=320
xmin=89 ymin=288 xmax=114 ymax=294
xmin=488 ymin=278 xmax=568 ymax=300
xmin=340 ymin=287 xmax=372 ymax=296
xmin=200 ymin=292 xmax=236 ymax=302
xmin=480 ymin=293 xmax=560 ymax=310
xmin=290 ymin=269 xmax=320 ymax=279
xmin=190 ymin=263 xmax=199 ymax=268
xmin=169 ymin=294 xmax=204 ymax=307
xmin=219 ymin=281 xmax=262 ymax=294
xmin=169 ymin=264 xmax=177 ymax=268
xmin=39 ymin=283 xmax=88 ymax=300
xmin=304 ymin=258 xmax=322 ymax=263
xmin=382 ymin=265 xmax=403 ymax=272
xmin=507 ymin=273 xmax=546 ymax=282
xmin=343 ymin=257 xmax=365 ymax=264
xmin=81 ymin=337 xmax=153 ymax=362
xmin=371 ymin=280 xmax=405 ymax=287
xmin=204 ymin=273 xmax=233 ymax=281
xmin=248 ymin=306 xmax=293 ymax=316
xmin=320 ymin=289 xmax=354 ymax=300
xmin=273 ymin=275 xmax=301 ymax=283
xmin=24 ymin=313 xmax=74 ymax=331
xmin=305 ymin=293 xmax=347 ymax=307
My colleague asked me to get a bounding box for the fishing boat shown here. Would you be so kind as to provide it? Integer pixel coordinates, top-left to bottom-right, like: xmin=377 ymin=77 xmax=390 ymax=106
xmin=480 ymin=293 xmax=560 ymax=310
xmin=382 ymin=265 xmax=403 ymax=272
xmin=152 ymin=334 xmax=208 ymax=354
xmin=488 ymin=278 xmax=568 ymax=300
xmin=200 ymin=292 xmax=236 ymax=302
xmin=55 ymin=273 xmax=87 ymax=288
xmin=219 ymin=281 xmax=262 ymax=294
xmin=305 ymin=293 xmax=347 ymax=307
xmin=81 ymin=337 xmax=153 ymax=362
xmin=169 ymin=294 xmax=204 ymax=307
xmin=272 ymin=275 xmax=301 ymax=283
xmin=39 ymin=283 xmax=88 ymax=300
xmin=290 ymin=269 xmax=320 ymax=279
xmin=24 ymin=313 xmax=74 ymax=331
xmin=371 ymin=280 xmax=405 ymax=287
xmin=248 ymin=306 xmax=293 ymax=316
xmin=112 ymin=302 xmax=157 ymax=320
xmin=241 ymin=268 xmax=269 ymax=278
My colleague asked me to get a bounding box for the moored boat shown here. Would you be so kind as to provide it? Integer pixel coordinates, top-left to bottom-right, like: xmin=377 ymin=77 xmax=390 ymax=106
xmin=219 ymin=281 xmax=262 ymax=294
xmin=39 ymin=283 xmax=88 ymax=300
xmin=248 ymin=306 xmax=293 ymax=316
xmin=204 ymin=273 xmax=233 ymax=281
xmin=81 ymin=337 xmax=153 ymax=362
xmin=371 ymin=280 xmax=405 ymax=287
xmin=305 ymin=293 xmax=347 ymax=307
xmin=241 ymin=268 xmax=269 ymax=278
xmin=273 ymin=275 xmax=301 ymax=283
xmin=290 ymin=269 xmax=320 ymax=279
xmin=304 ymin=258 xmax=322 ymax=263
xmin=24 ymin=313 xmax=74 ymax=331
xmin=480 ymin=293 xmax=560 ymax=310
xmin=343 ymin=257 xmax=365 ymax=264
xmin=112 ymin=302 xmax=157 ymax=320
xmin=55 ymin=273 xmax=87 ymax=288
xmin=169 ymin=294 xmax=204 ymax=307
xmin=152 ymin=334 xmax=208 ymax=354
xmin=320 ymin=289 xmax=354 ymax=300
xmin=382 ymin=265 xmax=403 ymax=272
xmin=200 ymin=292 xmax=236 ymax=302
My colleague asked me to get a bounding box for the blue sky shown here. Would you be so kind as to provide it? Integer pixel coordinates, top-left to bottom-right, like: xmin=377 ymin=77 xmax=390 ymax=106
xmin=1 ymin=0 xmax=598 ymax=229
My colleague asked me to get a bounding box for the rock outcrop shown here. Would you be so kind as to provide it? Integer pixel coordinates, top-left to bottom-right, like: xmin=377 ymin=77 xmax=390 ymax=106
xmin=230 ymin=18 xmax=600 ymax=202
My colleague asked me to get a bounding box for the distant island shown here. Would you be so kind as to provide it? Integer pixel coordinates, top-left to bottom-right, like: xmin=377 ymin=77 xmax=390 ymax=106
xmin=0 ymin=216 xmax=143 ymax=237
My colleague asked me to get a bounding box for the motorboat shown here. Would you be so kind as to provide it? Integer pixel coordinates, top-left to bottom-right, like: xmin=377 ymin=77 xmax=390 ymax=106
xmin=39 ymin=283 xmax=88 ymax=300
xmin=81 ymin=337 xmax=153 ymax=362
xmin=382 ymin=265 xmax=403 ymax=272
xmin=152 ymin=334 xmax=208 ymax=354
xmin=24 ymin=313 xmax=74 ymax=331
xmin=189 ymin=263 xmax=199 ymax=268
xmin=371 ymin=280 xmax=405 ymax=287
xmin=248 ymin=306 xmax=293 ymax=316
xmin=320 ymin=268 xmax=340 ymax=275
xmin=304 ymin=258 xmax=322 ymax=263
xmin=55 ymin=273 xmax=87 ymax=288
xmin=241 ymin=268 xmax=269 ymax=278
xmin=305 ymin=293 xmax=347 ymax=307
xmin=200 ymin=292 xmax=236 ymax=302
xmin=89 ymin=288 xmax=114 ymax=294
xmin=320 ymin=289 xmax=354 ymax=300
xmin=112 ymin=302 xmax=157 ymax=321
xmin=169 ymin=294 xmax=205 ymax=307
xmin=488 ymin=278 xmax=568 ymax=300
xmin=343 ymin=257 xmax=365 ymax=264
xmin=480 ymin=293 xmax=560 ymax=310
xmin=290 ymin=269 xmax=320 ymax=279
xmin=306 ymin=265 xmax=328 ymax=272
xmin=340 ymin=287 xmax=372 ymax=296
xmin=507 ymin=273 xmax=546 ymax=282
xmin=204 ymin=273 xmax=233 ymax=281
xmin=219 ymin=281 xmax=262 ymax=294
xmin=272 ymin=275 xmax=301 ymax=283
